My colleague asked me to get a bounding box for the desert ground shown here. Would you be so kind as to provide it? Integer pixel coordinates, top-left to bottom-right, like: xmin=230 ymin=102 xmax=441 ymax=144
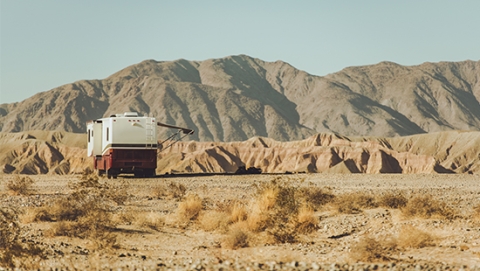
xmin=1 ymin=173 xmax=480 ymax=270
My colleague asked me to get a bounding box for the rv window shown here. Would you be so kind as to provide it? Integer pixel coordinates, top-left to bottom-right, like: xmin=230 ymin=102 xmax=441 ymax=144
xmin=88 ymin=129 xmax=90 ymax=143
xmin=107 ymin=128 xmax=109 ymax=141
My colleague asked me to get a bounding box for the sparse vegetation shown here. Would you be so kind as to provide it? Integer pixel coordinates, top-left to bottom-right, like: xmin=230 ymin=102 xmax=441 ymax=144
xmin=0 ymin=208 xmax=43 ymax=268
xmin=134 ymin=211 xmax=165 ymax=231
xmin=6 ymin=175 xmax=34 ymax=195
xmin=401 ymin=195 xmax=455 ymax=219
xmin=176 ymin=193 xmax=203 ymax=223
xmin=298 ymin=185 xmax=335 ymax=210
xmin=397 ymin=225 xmax=435 ymax=248
xmin=474 ymin=204 xmax=480 ymax=221
xmin=199 ymin=210 xmax=230 ymax=232
xmin=295 ymin=205 xmax=319 ymax=234
xmin=334 ymin=192 xmax=377 ymax=214
xmin=222 ymin=222 xmax=249 ymax=249
xmin=152 ymin=181 xmax=187 ymax=200
xmin=350 ymin=236 xmax=395 ymax=262
xmin=1 ymin=173 xmax=477 ymax=268
xmin=379 ymin=192 xmax=408 ymax=209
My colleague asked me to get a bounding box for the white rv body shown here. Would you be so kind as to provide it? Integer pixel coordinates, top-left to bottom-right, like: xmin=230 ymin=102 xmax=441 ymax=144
xmin=86 ymin=112 xmax=158 ymax=178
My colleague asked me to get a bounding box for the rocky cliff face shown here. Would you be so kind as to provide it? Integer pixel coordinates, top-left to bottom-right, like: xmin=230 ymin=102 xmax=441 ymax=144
xmin=1 ymin=56 xmax=479 ymax=141
xmin=2 ymin=130 xmax=478 ymax=175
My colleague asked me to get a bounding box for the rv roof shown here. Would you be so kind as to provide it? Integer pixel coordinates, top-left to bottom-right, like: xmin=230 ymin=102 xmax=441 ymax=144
xmin=123 ymin=112 xmax=139 ymax=117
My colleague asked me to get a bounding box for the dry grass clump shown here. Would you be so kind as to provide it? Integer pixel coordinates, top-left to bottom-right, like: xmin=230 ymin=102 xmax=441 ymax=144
xmin=297 ymin=185 xmax=335 ymax=210
xmin=176 ymin=193 xmax=203 ymax=223
xmin=73 ymin=177 xmax=129 ymax=205
xmin=379 ymin=192 xmax=408 ymax=209
xmin=401 ymin=195 xmax=455 ymax=219
xmin=229 ymin=201 xmax=248 ymax=223
xmin=133 ymin=212 xmax=165 ymax=231
xmin=199 ymin=210 xmax=230 ymax=232
xmin=397 ymin=225 xmax=435 ymax=248
xmin=295 ymin=205 xmax=319 ymax=234
xmin=0 ymin=208 xmax=43 ymax=268
xmin=249 ymin=179 xmax=300 ymax=243
xmin=473 ymin=204 xmax=480 ymax=220
xmin=33 ymin=179 xmax=123 ymax=249
xmin=6 ymin=175 xmax=34 ymax=196
xmin=221 ymin=221 xmax=250 ymax=249
xmin=334 ymin=192 xmax=378 ymax=214
xmin=152 ymin=181 xmax=187 ymax=200
xmin=350 ymin=235 xmax=396 ymax=262
xmin=172 ymin=177 xmax=321 ymax=247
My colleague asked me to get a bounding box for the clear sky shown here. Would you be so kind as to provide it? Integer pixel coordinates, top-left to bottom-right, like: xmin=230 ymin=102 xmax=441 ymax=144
xmin=1 ymin=0 xmax=479 ymax=104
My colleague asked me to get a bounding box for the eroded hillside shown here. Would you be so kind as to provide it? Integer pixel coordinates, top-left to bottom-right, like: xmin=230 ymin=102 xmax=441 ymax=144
xmin=1 ymin=56 xmax=479 ymax=141
xmin=1 ymin=131 xmax=479 ymax=175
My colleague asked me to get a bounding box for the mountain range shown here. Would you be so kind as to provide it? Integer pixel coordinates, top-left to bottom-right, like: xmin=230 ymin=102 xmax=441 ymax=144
xmin=1 ymin=55 xmax=479 ymax=142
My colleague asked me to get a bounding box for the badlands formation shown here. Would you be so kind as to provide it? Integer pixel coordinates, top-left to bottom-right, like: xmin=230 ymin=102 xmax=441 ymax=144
xmin=1 ymin=130 xmax=480 ymax=175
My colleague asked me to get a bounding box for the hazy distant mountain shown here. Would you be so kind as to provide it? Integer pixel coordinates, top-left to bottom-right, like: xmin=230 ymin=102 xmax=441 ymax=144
xmin=1 ymin=55 xmax=479 ymax=141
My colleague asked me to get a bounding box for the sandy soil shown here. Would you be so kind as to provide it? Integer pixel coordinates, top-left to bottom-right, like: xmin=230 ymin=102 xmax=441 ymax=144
xmin=1 ymin=173 xmax=480 ymax=270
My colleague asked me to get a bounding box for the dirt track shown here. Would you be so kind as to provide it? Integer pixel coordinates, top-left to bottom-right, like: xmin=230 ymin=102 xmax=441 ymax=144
xmin=1 ymin=173 xmax=480 ymax=270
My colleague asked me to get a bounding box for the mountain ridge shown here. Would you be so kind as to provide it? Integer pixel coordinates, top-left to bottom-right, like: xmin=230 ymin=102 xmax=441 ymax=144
xmin=1 ymin=56 xmax=479 ymax=142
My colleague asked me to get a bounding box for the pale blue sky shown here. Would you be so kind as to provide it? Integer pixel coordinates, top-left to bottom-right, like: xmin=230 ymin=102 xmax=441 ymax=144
xmin=1 ymin=0 xmax=479 ymax=104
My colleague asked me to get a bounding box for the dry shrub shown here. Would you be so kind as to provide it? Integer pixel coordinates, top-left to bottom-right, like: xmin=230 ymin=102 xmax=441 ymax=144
xmin=473 ymin=204 xmax=480 ymax=220
xmin=295 ymin=205 xmax=319 ymax=234
xmin=6 ymin=175 xmax=34 ymax=195
xmin=199 ymin=210 xmax=230 ymax=232
xmin=35 ymin=183 xmax=120 ymax=250
xmin=0 ymin=208 xmax=43 ymax=268
xmin=334 ymin=192 xmax=377 ymax=214
xmin=402 ymin=195 xmax=455 ymax=219
xmin=298 ymin=186 xmax=335 ymax=210
xmin=247 ymin=179 xmax=301 ymax=244
xmin=112 ymin=210 xmax=136 ymax=225
xmin=134 ymin=212 xmax=165 ymax=231
xmin=176 ymin=193 xmax=203 ymax=222
xmin=152 ymin=181 xmax=186 ymax=200
xmin=350 ymin=236 xmax=395 ymax=262
xmin=221 ymin=221 xmax=249 ymax=249
xmin=379 ymin=193 xmax=408 ymax=209
xmin=73 ymin=178 xmax=129 ymax=205
xmin=397 ymin=225 xmax=435 ymax=248
xmin=230 ymin=201 xmax=248 ymax=223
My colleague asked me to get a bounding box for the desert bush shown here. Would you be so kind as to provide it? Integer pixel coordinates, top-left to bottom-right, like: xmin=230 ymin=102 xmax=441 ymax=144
xmin=397 ymin=225 xmax=435 ymax=248
xmin=350 ymin=236 xmax=395 ymax=262
xmin=334 ymin=192 xmax=378 ymax=214
xmin=298 ymin=186 xmax=335 ymax=210
xmin=379 ymin=193 xmax=408 ymax=209
xmin=78 ymin=171 xmax=100 ymax=186
xmin=35 ymin=183 xmax=120 ymax=248
xmin=473 ymin=204 xmax=480 ymax=220
xmin=221 ymin=222 xmax=249 ymax=249
xmin=152 ymin=181 xmax=186 ymax=200
xmin=133 ymin=212 xmax=165 ymax=231
xmin=401 ymin=195 xmax=455 ymax=219
xmin=176 ymin=193 xmax=203 ymax=222
xmin=295 ymin=205 xmax=319 ymax=234
xmin=247 ymin=178 xmax=302 ymax=243
xmin=230 ymin=201 xmax=248 ymax=223
xmin=73 ymin=178 xmax=129 ymax=205
xmin=6 ymin=175 xmax=34 ymax=196
xmin=0 ymin=208 xmax=43 ymax=268
xmin=199 ymin=210 xmax=230 ymax=232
